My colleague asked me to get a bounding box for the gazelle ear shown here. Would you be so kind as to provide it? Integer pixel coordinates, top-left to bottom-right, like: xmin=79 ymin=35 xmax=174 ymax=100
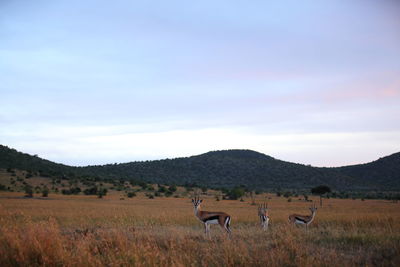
xmin=191 ymin=199 xmax=194 ymax=203
xmin=199 ymin=199 xmax=203 ymax=203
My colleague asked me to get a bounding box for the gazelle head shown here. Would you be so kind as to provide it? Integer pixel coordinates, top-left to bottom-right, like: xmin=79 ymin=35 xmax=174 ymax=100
xmin=192 ymin=196 xmax=203 ymax=210
xmin=258 ymin=202 xmax=269 ymax=230
xmin=258 ymin=202 xmax=268 ymax=217
xmin=309 ymin=203 xmax=317 ymax=214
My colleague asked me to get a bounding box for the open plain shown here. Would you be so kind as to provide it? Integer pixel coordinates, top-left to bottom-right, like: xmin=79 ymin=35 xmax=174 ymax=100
xmin=0 ymin=192 xmax=399 ymax=267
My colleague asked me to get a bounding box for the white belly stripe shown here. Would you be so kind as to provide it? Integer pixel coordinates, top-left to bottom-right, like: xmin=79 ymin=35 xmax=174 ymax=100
xmin=206 ymin=219 xmax=219 ymax=225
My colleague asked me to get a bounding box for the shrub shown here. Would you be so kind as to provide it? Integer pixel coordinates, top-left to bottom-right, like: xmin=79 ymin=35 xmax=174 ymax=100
xmin=97 ymin=188 xmax=107 ymax=198
xmin=42 ymin=187 xmax=49 ymax=197
xmin=61 ymin=187 xmax=81 ymax=195
xmin=169 ymin=184 xmax=177 ymax=192
xmin=127 ymin=192 xmax=136 ymax=198
xmin=84 ymin=186 xmax=98 ymax=195
xmin=158 ymin=186 xmax=167 ymax=193
xmin=147 ymin=185 xmax=155 ymax=191
xmin=283 ymin=192 xmax=292 ymax=198
xmin=24 ymin=185 xmax=33 ymax=198
xmin=139 ymin=182 xmax=148 ymax=190
xmin=0 ymin=184 xmax=7 ymax=191
xmin=226 ymin=187 xmax=245 ymax=200
xmin=145 ymin=193 xmax=154 ymax=199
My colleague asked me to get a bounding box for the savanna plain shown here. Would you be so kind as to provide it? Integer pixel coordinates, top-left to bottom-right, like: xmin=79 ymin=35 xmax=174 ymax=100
xmin=0 ymin=192 xmax=399 ymax=267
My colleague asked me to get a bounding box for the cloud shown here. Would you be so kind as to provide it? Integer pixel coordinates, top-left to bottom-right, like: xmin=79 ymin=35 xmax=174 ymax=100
xmin=1 ymin=0 xmax=399 ymax=167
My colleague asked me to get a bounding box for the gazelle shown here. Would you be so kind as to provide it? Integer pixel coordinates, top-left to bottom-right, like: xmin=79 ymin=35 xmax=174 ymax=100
xmin=192 ymin=197 xmax=231 ymax=236
xmin=288 ymin=203 xmax=317 ymax=229
xmin=258 ymin=202 xmax=270 ymax=230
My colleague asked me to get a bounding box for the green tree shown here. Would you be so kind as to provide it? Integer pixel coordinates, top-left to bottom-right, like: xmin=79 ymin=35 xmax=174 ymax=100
xmin=42 ymin=186 xmax=49 ymax=197
xmin=97 ymin=188 xmax=107 ymax=198
xmin=0 ymin=183 xmax=6 ymax=191
xmin=24 ymin=185 xmax=33 ymax=198
xmin=311 ymin=185 xmax=331 ymax=207
xmin=158 ymin=185 xmax=167 ymax=193
xmin=169 ymin=184 xmax=177 ymax=193
xmin=127 ymin=192 xmax=136 ymax=198
xmin=226 ymin=187 xmax=245 ymax=200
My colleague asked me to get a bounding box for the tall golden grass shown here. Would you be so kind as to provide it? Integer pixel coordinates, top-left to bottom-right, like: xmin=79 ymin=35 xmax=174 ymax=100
xmin=0 ymin=192 xmax=399 ymax=266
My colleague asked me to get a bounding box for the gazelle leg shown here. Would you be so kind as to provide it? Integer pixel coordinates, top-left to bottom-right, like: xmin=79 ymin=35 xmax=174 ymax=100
xmin=224 ymin=217 xmax=232 ymax=236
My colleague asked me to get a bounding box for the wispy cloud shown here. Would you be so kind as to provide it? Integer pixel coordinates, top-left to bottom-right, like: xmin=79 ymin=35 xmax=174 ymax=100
xmin=1 ymin=0 xmax=399 ymax=166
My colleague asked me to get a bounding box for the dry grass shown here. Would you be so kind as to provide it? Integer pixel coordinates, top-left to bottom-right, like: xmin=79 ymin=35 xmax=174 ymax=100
xmin=0 ymin=192 xmax=399 ymax=266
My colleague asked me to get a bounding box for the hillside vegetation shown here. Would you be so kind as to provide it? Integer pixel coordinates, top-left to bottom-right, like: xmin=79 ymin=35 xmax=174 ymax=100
xmin=1 ymin=145 xmax=399 ymax=192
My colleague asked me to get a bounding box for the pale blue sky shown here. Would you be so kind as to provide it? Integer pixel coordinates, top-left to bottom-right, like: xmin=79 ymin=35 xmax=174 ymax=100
xmin=1 ymin=0 xmax=399 ymax=166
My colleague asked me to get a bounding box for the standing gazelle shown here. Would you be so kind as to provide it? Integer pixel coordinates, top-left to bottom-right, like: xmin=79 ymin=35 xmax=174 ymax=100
xmin=192 ymin=197 xmax=231 ymax=236
xmin=288 ymin=203 xmax=317 ymax=229
xmin=258 ymin=202 xmax=270 ymax=230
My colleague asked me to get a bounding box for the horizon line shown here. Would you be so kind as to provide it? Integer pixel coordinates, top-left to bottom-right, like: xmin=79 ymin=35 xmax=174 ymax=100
xmin=1 ymin=144 xmax=397 ymax=169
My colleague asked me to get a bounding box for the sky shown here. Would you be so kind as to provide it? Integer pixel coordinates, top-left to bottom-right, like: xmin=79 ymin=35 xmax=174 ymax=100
xmin=1 ymin=0 xmax=399 ymax=167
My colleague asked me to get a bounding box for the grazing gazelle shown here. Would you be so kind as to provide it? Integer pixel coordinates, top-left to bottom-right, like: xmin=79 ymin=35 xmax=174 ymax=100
xmin=192 ymin=197 xmax=232 ymax=236
xmin=288 ymin=203 xmax=318 ymax=229
xmin=258 ymin=202 xmax=270 ymax=230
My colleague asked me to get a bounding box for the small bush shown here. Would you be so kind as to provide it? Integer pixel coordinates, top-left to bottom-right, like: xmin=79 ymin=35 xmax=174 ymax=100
xmin=147 ymin=185 xmax=155 ymax=191
xmin=226 ymin=187 xmax=245 ymax=200
xmin=42 ymin=187 xmax=49 ymax=197
xmin=158 ymin=186 xmax=167 ymax=193
xmin=169 ymin=185 xmax=177 ymax=192
xmin=97 ymin=188 xmax=107 ymax=198
xmin=127 ymin=192 xmax=136 ymax=198
xmin=283 ymin=192 xmax=292 ymax=198
xmin=84 ymin=186 xmax=98 ymax=195
xmin=24 ymin=185 xmax=33 ymax=198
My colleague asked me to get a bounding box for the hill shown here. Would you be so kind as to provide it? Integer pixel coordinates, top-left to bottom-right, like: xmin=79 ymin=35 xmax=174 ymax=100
xmin=1 ymin=144 xmax=399 ymax=191
xmin=338 ymin=152 xmax=400 ymax=189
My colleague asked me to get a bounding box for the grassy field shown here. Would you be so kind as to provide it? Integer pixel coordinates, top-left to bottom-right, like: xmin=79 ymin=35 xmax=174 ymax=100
xmin=0 ymin=192 xmax=399 ymax=267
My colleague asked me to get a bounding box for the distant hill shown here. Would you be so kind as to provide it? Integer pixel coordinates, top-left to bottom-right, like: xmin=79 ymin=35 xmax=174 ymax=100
xmin=1 ymin=144 xmax=399 ymax=191
xmin=338 ymin=152 xmax=400 ymax=190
